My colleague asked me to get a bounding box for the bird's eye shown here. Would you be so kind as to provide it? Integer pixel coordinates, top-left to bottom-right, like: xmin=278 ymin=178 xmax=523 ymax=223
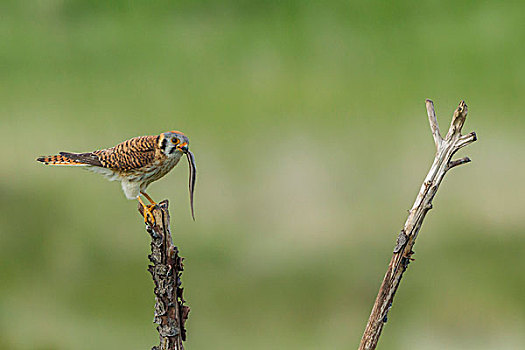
xmin=171 ymin=138 xmax=180 ymax=144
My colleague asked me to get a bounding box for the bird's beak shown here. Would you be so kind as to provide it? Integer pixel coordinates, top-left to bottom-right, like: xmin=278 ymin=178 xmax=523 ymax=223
xmin=186 ymin=150 xmax=197 ymax=221
xmin=177 ymin=142 xmax=189 ymax=154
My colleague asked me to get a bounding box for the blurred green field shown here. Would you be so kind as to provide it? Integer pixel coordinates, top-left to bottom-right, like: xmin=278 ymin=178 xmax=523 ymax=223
xmin=1 ymin=1 xmax=524 ymax=349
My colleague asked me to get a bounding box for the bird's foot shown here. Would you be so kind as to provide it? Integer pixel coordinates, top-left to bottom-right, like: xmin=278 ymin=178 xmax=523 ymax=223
xmin=138 ymin=196 xmax=157 ymax=225
xmin=143 ymin=204 xmax=157 ymax=225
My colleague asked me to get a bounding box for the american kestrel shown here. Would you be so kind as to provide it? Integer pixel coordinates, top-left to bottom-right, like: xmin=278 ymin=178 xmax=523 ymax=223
xmin=37 ymin=131 xmax=196 ymax=223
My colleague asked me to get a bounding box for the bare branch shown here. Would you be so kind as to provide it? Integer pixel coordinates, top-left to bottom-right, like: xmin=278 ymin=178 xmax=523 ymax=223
xmin=447 ymin=157 xmax=471 ymax=170
xmin=138 ymin=200 xmax=189 ymax=350
xmin=445 ymin=100 xmax=468 ymax=140
xmin=456 ymin=131 xmax=478 ymax=149
xmin=358 ymin=99 xmax=477 ymax=350
xmin=425 ymin=99 xmax=442 ymax=148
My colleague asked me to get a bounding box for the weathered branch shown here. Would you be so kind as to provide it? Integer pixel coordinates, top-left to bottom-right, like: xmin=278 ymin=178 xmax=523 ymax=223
xmin=425 ymin=99 xmax=442 ymax=148
xmin=358 ymin=100 xmax=477 ymax=350
xmin=138 ymin=200 xmax=190 ymax=350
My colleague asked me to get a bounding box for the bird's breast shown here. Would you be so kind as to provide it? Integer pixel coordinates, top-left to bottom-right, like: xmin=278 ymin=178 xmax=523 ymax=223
xmin=125 ymin=153 xmax=182 ymax=184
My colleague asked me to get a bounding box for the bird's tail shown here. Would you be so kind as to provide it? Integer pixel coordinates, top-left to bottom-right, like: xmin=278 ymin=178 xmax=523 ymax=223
xmin=36 ymin=152 xmax=97 ymax=166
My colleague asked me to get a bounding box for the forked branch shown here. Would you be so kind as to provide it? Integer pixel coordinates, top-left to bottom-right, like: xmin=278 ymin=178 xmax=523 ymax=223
xmin=358 ymin=99 xmax=477 ymax=350
xmin=138 ymin=200 xmax=190 ymax=350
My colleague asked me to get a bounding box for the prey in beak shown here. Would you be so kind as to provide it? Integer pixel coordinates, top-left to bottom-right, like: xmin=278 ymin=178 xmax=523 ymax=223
xmin=177 ymin=142 xmax=189 ymax=154
xmin=177 ymin=142 xmax=196 ymax=220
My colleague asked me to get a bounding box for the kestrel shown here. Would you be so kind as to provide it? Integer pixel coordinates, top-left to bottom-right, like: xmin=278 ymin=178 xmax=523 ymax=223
xmin=37 ymin=131 xmax=196 ymax=223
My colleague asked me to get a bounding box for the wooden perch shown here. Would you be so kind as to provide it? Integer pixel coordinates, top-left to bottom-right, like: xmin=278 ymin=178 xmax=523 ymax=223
xmin=138 ymin=200 xmax=190 ymax=350
xmin=358 ymin=100 xmax=477 ymax=350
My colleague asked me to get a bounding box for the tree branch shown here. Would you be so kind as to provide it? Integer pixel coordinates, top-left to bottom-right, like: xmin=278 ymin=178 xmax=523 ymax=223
xmin=446 ymin=156 xmax=471 ymax=171
xmin=138 ymin=200 xmax=190 ymax=350
xmin=358 ymin=99 xmax=477 ymax=350
xmin=425 ymin=99 xmax=442 ymax=148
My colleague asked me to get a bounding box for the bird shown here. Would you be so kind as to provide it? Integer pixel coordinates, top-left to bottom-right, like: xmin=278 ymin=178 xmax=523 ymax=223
xmin=36 ymin=131 xmax=197 ymax=223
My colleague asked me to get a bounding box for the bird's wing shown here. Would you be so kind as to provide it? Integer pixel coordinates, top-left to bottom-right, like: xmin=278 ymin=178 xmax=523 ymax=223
xmin=93 ymin=135 xmax=159 ymax=171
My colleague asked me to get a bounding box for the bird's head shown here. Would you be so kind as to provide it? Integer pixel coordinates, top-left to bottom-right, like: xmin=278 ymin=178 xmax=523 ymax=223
xmin=158 ymin=130 xmax=197 ymax=220
xmin=159 ymin=130 xmax=190 ymax=156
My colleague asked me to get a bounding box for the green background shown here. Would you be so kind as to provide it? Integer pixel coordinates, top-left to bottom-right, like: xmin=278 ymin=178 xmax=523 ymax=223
xmin=1 ymin=1 xmax=524 ymax=349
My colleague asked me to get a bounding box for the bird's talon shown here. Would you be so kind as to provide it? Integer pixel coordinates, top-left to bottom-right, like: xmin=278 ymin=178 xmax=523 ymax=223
xmin=144 ymin=204 xmax=157 ymax=225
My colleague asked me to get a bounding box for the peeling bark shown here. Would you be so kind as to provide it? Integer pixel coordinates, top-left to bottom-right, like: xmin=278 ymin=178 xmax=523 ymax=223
xmin=138 ymin=200 xmax=189 ymax=350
